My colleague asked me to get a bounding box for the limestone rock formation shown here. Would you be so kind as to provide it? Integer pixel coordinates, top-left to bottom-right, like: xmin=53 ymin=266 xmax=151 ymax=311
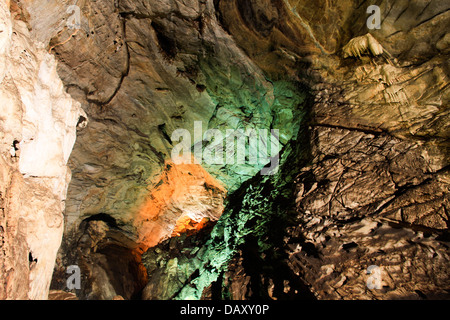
xmin=22 ymin=0 xmax=304 ymax=299
xmin=192 ymin=0 xmax=450 ymax=300
xmin=0 ymin=0 xmax=85 ymax=299
xmin=144 ymin=0 xmax=450 ymax=300
xmin=0 ymin=0 xmax=448 ymax=301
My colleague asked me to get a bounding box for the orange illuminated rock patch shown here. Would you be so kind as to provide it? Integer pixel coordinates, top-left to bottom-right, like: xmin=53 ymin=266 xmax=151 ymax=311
xmin=171 ymin=216 xmax=211 ymax=237
xmin=134 ymin=161 xmax=226 ymax=251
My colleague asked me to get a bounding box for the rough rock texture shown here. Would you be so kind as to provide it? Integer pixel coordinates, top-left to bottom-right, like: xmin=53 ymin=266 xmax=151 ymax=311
xmin=51 ymin=217 xmax=148 ymax=300
xmin=48 ymin=290 xmax=78 ymax=300
xmin=16 ymin=0 xmax=304 ymax=299
xmin=5 ymin=0 xmax=449 ymax=300
xmin=192 ymin=0 xmax=450 ymax=300
xmin=17 ymin=0 xmax=301 ymax=243
xmin=141 ymin=223 xmax=215 ymax=300
xmin=134 ymin=162 xmax=226 ymax=250
xmin=287 ymin=217 xmax=450 ymax=299
xmin=0 ymin=0 xmax=85 ymax=299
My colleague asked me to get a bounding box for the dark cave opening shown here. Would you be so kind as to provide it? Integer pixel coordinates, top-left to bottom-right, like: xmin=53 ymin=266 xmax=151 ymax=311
xmin=51 ymin=213 xmax=148 ymax=300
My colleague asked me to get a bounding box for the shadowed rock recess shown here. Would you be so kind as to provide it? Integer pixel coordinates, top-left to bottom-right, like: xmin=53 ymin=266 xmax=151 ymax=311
xmin=0 ymin=0 xmax=448 ymax=300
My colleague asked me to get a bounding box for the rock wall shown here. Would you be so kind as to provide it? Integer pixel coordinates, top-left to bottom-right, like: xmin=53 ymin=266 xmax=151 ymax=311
xmin=141 ymin=0 xmax=450 ymax=300
xmin=0 ymin=0 xmax=85 ymax=299
xmin=20 ymin=0 xmax=306 ymax=299
xmin=1 ymin=0 xmax=448 ymax=300
xmin=185 ymin=0 xmax=450 ymax=300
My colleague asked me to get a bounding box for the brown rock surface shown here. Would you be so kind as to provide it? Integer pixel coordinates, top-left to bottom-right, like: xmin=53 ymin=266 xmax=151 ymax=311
xmin=0 ymin=0 xmax=85 ymax=299
xmin=0 ymin=0 xmax=448 ymax=300
xmin=215 ymin=0 xmax=450 ymax=300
